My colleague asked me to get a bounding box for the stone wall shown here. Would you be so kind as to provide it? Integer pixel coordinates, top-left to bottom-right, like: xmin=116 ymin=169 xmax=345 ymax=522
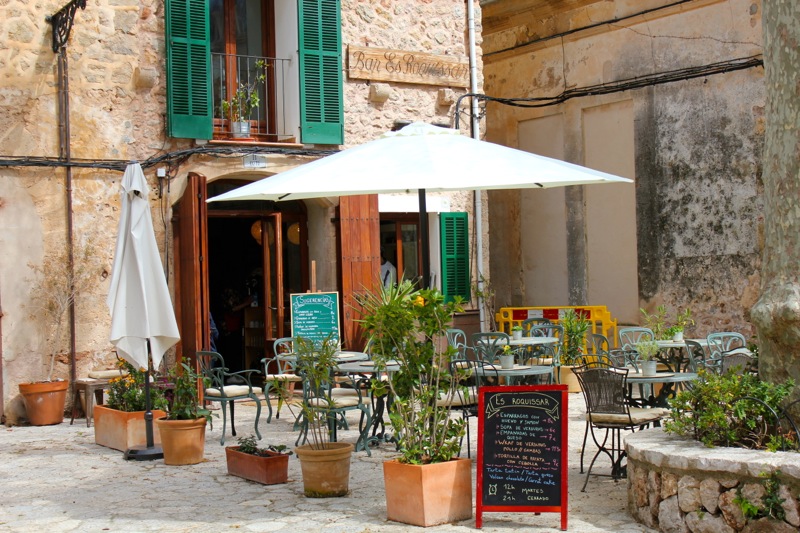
xmin=626 ymin=430 xmax=800 ymax=532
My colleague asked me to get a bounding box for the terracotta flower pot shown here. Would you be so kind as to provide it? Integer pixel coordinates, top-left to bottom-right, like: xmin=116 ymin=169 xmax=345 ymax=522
xmin=383 ymin=457 xmax=473 ymax=527
xmin=225 ymin=446 xmax=289 ymax=485
xmin=94 ymin=405 xmax=166 ymax=452
xmin=295 ymin=442 xmax=353 ymax=497
xmin=557 ymin=365 xmax=582 ymax=393
xmin=19 ymin=381 xmax=69 ymax=426
xmin=154 ymin=417 xmax=207 ymax=465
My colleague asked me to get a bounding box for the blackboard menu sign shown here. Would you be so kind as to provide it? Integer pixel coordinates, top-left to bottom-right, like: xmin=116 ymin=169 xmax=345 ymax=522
xmin=476 ymin=385 xmax=568 ymax=530
xmin=289 ymin=292 xmax=340 ymax=347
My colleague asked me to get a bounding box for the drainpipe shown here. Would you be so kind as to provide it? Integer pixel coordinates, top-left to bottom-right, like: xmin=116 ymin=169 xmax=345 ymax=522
xmin=0 ymin=283 xmax=5 ymax=425
xmin=466 ymin=0 xmax=486 ymax=331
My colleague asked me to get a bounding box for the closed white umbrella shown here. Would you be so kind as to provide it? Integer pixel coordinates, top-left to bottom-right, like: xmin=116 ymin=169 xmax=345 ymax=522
xmin=107 ymin=162 xmax=180 ymax=460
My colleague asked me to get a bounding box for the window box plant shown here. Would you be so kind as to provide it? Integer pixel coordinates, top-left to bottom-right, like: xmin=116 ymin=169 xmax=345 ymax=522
xmin=154 ymin=358 xmax=211 ymax=465
xmin=291 ymin=334 xmax=358 ymax=498
xmin=94 ymin=359 xmax=168 ymax=452
xmin=360 ymin=281 xmax=472 ymax=527
xmin=20 ymin=241 xmax=100 ymax=425
xmin=221 ymin=61 xmax=265 ymax=138
xmin=225 ymin=434 xmax=292 ymax=485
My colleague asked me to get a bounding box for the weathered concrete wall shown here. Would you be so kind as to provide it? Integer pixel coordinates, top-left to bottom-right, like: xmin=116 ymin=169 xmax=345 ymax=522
xmin=0 ymin=0 xmax=484 ymax=423
xmin=482 ymin=0 xmax=763 ymax=338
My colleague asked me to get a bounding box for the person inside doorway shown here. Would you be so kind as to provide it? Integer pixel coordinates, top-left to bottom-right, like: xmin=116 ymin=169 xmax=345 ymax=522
xmin=380 ymin=247 xmax=396 ymax=288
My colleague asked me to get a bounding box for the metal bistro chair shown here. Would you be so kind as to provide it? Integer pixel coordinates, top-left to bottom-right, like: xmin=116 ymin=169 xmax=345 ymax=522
xmin=437 ymin=358 xmax=499 ymax=459
xmin=618 ymin=327 xmax=655 ymax=351
xmin=470 ymin=332 xmax=510 ymax=364
xmin=261 ymin=337 xmax=303 ymax=423
xmin=720 ymin=348 xmax=757 ymax=376
xmin=521 ymin=317 xmax=552 ymax=337
xmin=196 ymin=350 xmax=263 ymax=445
xmin=573 ymin=363 xmax=668 ymax=491
xmin=446 ymin=328 xmax=469 ymax=358
xmin=526 ymin=324 xmax=563 ymax=384
xmin=706 ymin=332 xmax=747 ymax=373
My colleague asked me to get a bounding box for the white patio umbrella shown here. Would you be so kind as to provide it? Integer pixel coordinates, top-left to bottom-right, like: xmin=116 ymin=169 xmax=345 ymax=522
xmin=107 ymin=162 xmax=180 ymax=460
xmin=207 ymin=122 xmax=632 ymax=288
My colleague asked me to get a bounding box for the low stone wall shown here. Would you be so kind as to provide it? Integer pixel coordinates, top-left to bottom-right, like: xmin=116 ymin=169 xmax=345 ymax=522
xmin=625 ymin=430 xmax=800 ymax=532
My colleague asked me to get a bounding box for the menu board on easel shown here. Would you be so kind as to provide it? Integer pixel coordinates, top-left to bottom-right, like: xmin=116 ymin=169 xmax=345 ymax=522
xmin=289 ymin=292 xmax=340 ymax=347
xmin=476 ymin=385 xmax=568 ymax=530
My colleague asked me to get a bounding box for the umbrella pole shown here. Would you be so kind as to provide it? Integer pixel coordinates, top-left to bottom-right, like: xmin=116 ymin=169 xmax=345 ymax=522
xmin=124 ymin=340 xmax=164 ymax=461
xmin=419 ymin=189 xmax=431 ymax=288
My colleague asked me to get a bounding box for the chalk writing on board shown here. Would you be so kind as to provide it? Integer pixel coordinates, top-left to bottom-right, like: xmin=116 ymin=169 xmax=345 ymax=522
xmin=481 ymin=389 xmax=563 ymax=507
xmin=289 ymin=292 xmax=340 ymax=346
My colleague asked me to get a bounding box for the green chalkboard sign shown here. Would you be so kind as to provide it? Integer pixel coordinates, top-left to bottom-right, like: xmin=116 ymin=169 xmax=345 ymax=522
xmin=289 ymin=292 xmax=341 ymax=347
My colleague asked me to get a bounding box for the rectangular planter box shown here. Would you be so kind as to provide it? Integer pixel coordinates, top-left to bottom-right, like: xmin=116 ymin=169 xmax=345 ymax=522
xmin=94 ymin=405 xmax=166 ymax=452
xmin=226 ymin=446 xmax=289 ymax=485
xmin=383 ymin=457 xmax=472 ymax=527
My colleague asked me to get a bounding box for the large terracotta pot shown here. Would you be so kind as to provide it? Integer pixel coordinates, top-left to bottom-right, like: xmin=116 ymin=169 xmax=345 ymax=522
xmin=19 ymin=381 xmax=69 ymax=426
xmin=154 ymin=417 xmax=207 ymax=465
xmin=383 ymin=457 xmax=473 ymax=527
xmin=557 ymin=365 xmax=582 ymax=393
xmin=226 ymin=446 xmax=289 ymax=485
xmin=94 ymin=405 xmax=166 ymax=452
xmin=294 ymin=442 xmax=353 ymax=497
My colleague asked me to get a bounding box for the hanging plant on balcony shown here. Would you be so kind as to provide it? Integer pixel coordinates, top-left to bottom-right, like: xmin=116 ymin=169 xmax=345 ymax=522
xmin=221 ymin=60 xmax=266 ymax=137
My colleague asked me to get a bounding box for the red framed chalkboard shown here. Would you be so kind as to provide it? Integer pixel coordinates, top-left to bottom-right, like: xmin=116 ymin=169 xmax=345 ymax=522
xmin=476 ymin=385 xmax=568 ymax=530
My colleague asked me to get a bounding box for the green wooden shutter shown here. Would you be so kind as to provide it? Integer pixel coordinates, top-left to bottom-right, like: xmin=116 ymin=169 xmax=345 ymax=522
xmin=440 ymin=212 xmax=470 ymax=303
xmin=298 ymin=0 xmax=344 ymax=145
xmin=166 ymin=0 xmax=212 ymax=140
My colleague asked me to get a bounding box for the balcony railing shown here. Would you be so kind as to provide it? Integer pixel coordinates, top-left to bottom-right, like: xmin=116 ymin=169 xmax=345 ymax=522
xmin=211 ymin=53 xmax=293 ymax=142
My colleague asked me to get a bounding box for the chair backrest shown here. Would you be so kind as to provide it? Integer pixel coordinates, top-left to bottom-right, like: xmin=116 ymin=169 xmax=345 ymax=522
xmin=272 ymin=337 xmax=297 ymax=374
xmin=587 ymin=332 xmax=610 ymax=355
xmin=196 ymin=350 xmax=226 ymax=389
xmin=619 ymin=327 xmax=655 ymax=351
xmin=684 ymin=340 xmax=708 ymax=373
xmin=707 ymin=332 xmax=746 ymax=360
xmin=573 ymin=364 xmax=630 ymax=418
xmin=606 ymin=349 xmax=637 ymax=369
xmin=446 ymin=328 xmax=468 ymax=357
xmin=528 ymin=323 xmax=563 ymax=341
xmin=720 ymin=348 xmax=756 ymax=375
xmin=521 ymin=317 xmax=551 ymax=336
xmin=449 ymin=358 xmax=499 ymax=406
xmin=470 ymin=332 xmax=510 ymax=362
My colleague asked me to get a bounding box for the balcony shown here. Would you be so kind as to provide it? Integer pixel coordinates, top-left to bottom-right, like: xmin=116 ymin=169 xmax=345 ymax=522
xmin=212 ymin=53 xmax=295 ymax=143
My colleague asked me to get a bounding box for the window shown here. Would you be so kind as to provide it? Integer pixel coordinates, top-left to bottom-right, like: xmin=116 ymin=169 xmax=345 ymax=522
xmin=440 ymin=212 xmax=470 ymax=302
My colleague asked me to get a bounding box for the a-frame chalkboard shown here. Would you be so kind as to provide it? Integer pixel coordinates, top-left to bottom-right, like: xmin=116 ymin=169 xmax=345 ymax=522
xmin=476 ymin=385 xmax=568 ymax=530
xmin=289 ymin=292 xmax=341 ymax=347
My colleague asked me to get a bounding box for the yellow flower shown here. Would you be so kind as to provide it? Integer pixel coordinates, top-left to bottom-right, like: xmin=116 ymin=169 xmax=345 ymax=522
xmin=503 ymin=345 xmax=512 ymax=354
xmin=413 ymin=296 xmax=425 ymax=307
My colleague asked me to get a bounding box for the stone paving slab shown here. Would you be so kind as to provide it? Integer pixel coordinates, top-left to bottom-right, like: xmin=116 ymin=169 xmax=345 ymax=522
xmin=0 ymin=394 xmax=656 ymax=532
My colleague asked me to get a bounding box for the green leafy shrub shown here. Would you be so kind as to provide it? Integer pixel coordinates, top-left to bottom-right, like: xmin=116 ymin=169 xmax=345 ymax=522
xmin=665 ymin=370 xmax=797 ymax=450
xmin=733 ymin=471 xmax=786 ymax=521
xmin=236 ymin=434 xmax=292 ymax=456
xmin=106 ymin=359 xmax=167 ymax=412
xmin=163 ymin=358 xmax=211 ymax=421
xmin=561 ymin=309 xmax=591 ymax=365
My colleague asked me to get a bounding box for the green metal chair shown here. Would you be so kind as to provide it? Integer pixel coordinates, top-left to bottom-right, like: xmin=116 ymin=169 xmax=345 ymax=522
xmin=196 ymin=350 xmax=262 ymax=445
xmin=261 ymin=337 xmax=303 ymax=423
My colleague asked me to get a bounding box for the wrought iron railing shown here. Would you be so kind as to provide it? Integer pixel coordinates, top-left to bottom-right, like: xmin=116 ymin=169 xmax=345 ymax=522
xmin=211 ymin=53 xmax=293 ymax=142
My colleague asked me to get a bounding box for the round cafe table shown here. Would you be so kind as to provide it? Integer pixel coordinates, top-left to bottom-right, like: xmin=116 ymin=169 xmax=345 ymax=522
xmin=335 ymin=360 xmax=400 ymax=445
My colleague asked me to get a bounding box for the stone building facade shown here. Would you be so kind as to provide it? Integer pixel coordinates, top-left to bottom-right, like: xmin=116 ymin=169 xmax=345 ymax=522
xmin=0 ymin=0 xmax=484 ymax=424
xmin=481 ymin=0 xmax=764 ymax=337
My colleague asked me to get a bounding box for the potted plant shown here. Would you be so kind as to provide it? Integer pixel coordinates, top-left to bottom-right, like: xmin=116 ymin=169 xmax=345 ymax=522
xmin=94 ymin=359 xmax=168 ymax=452
xmin=154 ymin=358 xmax=211 ymax=465
xmin=225 ymin=434 xmax=292 ymax=485
xmin=360 ymin=281 xmax=472 ymax=527
xmin=640 ymin=305 xmax=670 ymax=340
xmin=291 ymin=334 xmax=356 ymax=498
xmin=511 ymin=324 xmax=523 ymax=340
xmin=559 ymin=309 xmax=591 ymax=393
xmin=220 ymin=60 xmax=265 ymax=138
xmin=667 ymin=308 xmax=694 ymax=341
xmin=499 ymin=344 xmax=515 ymax=369
xmin=20 ymin=241 xmax=100 ymax=425
xmin=635 ymin=340 xmax=660 ymax=376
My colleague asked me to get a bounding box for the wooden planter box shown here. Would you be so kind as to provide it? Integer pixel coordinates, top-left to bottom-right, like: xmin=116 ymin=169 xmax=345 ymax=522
xmin=226 ymin=446 xmax=289 ymax=485
xmin=94 ymin=405 xmax=166 ymax=452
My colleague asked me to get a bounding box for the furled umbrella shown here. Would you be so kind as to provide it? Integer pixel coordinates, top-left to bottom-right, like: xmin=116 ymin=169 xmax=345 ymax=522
xmin=107 ymin=162 xmax=180 ymax=460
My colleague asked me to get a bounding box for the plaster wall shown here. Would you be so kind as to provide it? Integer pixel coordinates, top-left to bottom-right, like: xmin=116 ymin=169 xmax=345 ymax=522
xmin=0 ymin=0 xmax=484 ymax=423
xmin=482 ymin=0 xmax=763 ymax=337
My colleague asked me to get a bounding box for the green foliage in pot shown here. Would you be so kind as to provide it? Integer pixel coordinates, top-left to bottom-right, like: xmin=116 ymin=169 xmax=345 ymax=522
xmin=26 ymin=239 xmax=102 ymax=382
xmin=163 ymin=358 xmax=211 ymax=422
xmin=561 ymin=309 xmax=591 ymax=366
xmin=106 ymin=359 xmax=167 ymax=412
xmin=359 ymin=281 xmax=466 ymax=465
xmin=634 ymin=340 xmax=660 ymax=362
xmin=221 ymin=60 xmax=266 ymax=123
xmin=665 ymin=370 xmax=797 ymax=451
xmin=236 ymin=434 xmax=292 ymax=456
xmin=641 ymin=305 xmax=694 ymax=340
xmin=292 ymin=334 xmax=342 ymax=450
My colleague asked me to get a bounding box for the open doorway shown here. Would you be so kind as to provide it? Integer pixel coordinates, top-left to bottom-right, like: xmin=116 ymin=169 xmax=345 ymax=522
xmin=380 ymin=215 xmax=421 ymax=284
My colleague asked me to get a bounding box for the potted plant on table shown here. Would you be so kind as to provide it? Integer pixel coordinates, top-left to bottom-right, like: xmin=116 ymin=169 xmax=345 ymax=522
xmin=511 ymin=324 xmax=523 ymax=340
xmin=635 ymin=340 xmax=660 ymax=376
xmin=559 ymin=309 xmax=592 ymax=393
xmin=360 ymin=280 xmax=471 ymax=527
xmin=666 ymin=308 xmax=694 ymax=342
xmin=154 ymin=358 xmax=211 ymax=465
xmin=225 ymin=434 xmax=292 ymax=485
xmin=292 ymin=334 xmax=358 ymax=498
xmin=221 ymin=60 xmax=266 ymax=138
xmin=94 ymin=359 xmax=168 ymax=452
xmin=20 ymin=241 xmax=100 ymax=425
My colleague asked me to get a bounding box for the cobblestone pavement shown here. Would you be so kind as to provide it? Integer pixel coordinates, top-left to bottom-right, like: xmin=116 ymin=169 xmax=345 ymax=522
xmin=0 ymin=393 xmax=656 ymax=532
